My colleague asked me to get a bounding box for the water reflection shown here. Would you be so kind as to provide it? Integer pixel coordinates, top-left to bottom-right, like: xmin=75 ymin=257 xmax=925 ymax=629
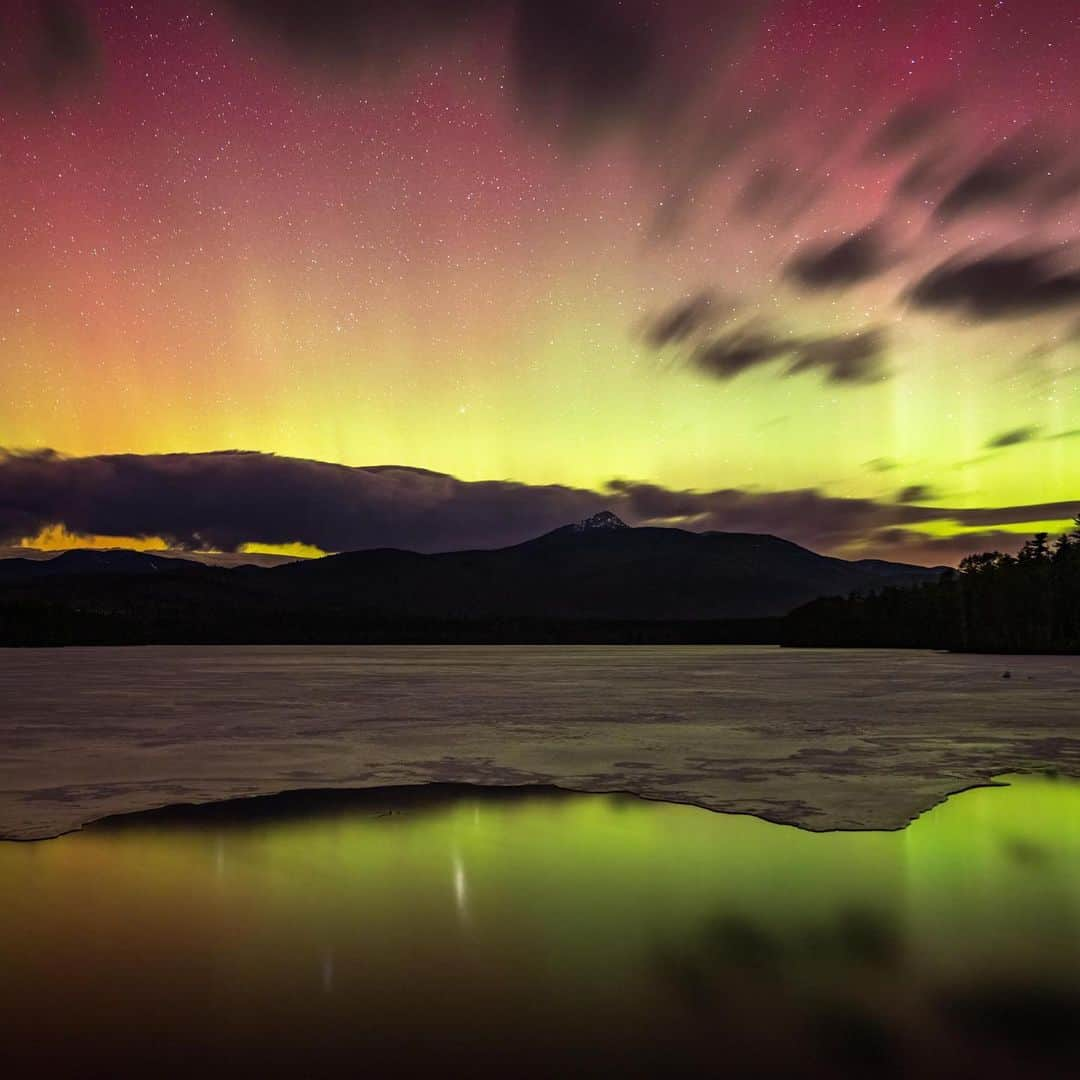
xmin=452 ymin=850 xmax=470 ymax=927
xmin=1 ymin=775 xmax=1078 ymax=1076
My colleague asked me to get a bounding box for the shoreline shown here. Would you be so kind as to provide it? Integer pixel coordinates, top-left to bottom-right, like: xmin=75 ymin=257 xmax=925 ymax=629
xmin=0 ymin=773 xmax=1034 ymax=845
xmin=4 ymin=647 xmax=1077 ymax=841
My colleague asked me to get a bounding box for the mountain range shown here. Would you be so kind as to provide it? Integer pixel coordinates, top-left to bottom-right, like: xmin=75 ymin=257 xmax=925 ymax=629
xmin=0 ymin=512 xmax=945 ymax=645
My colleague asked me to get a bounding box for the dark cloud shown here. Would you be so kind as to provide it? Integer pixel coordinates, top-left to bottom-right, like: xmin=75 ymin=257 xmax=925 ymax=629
xmin=510 ymin=0 xmax=657 ymax=143
xmin=735 ymin=161 xmax=789 ymax=216
xmin=981 ymin=424 xmax=1079 ymax=449
xmin=36 ymin=0 xmax=97 ymax=92
xmin=607 ymin=479 xmax=906 ymax=551
xmin=935 ymin=137 xmax=1053 ymax=220
xmin=864 ymin=458 xmax=900 ymax=473
xmin=221 ymin=0 xmax=494 ymax=67
xmin=223 ymin=0 xmax=659 ymax=140
xmin=223 ymin=1 xmax=761 ymax=147
xmin=0 ymin=0 xmax=99 ymax=100
xmin=890 ymin=129 xmax=1080 ymax=223
xmin=785 ymin=226 xmax=892 ymax=290
xmin=606 ymin=477 xmax=1078 ymax=558
xmin=1 ymin=449 xmax=1074 ymax=566
xmin=692 ymin=324 xmax=889 ymax=386
xmin=940 ymin=500 xmax=1080 ymax=528
xmin=932 ymin=133 xmax=1080 ymax=220
xmin=641 ymin=291 xmax=728 ymax=348
xmin=785 ymin=329 xmax=889 ymax=385
xmin=0 ymin=448 xmax=604 ymax=553
xmin=223 ymin=0 xmax=771 ymax=239
xmin=867 ymin=97 xmax=950 ymax=157
xmin=895 ymin=147 xmax=952 ymax=201
xmin=692 ymin=324 xmax=789 ymax=380
xmin=985 ymin=425 xmax=1043 ymax=449
xmin=732 ymin=159 xmax=825 ymax=224
xmin=896 ymin=484 xmax=939 ymax=504
xmin=887 ymin=125 xmax=1080 ymax=222
xmin=646 ymin=53 xmax=790 ymax=237
xmin=1039 ymin=165 xmax=1080 ymax=210
xmin=906 ymin=248 xmax=1080 ymax=321
xmin=866 ymin=528 xmax=1030 ymax=565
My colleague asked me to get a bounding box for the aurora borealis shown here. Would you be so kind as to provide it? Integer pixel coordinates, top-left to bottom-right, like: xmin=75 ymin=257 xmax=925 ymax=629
xmin=2 ymin=0 xmax=1078 ymax=563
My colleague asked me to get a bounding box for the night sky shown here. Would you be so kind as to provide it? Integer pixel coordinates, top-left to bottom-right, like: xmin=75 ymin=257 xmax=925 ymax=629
xmin=2 ymin=0 xmax=1078 ymax=563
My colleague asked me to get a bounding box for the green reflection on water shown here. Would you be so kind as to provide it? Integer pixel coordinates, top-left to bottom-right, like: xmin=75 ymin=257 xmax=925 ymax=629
xmin=2 ymin=775 xmax=1079 ymax=1075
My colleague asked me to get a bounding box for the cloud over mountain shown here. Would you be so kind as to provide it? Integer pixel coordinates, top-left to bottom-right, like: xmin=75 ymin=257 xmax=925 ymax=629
xmin=0 ymin=449 xmax=602 ymax=554
xmin=2 ymin=449 xmax=1074 ymax=566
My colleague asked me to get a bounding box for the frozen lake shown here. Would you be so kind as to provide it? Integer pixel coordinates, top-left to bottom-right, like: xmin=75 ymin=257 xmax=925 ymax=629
xmin=1 ymin=646 xmax=1078 ymax=840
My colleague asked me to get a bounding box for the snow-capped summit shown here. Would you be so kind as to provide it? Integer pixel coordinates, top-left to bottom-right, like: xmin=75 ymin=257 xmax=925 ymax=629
xmin=573 ymin=510 xmax=630 ymax=532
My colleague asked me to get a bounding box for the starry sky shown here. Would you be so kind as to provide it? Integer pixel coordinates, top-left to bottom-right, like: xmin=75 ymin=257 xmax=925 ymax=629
xmin=1 ymin=0 xmax=1078 ymax=563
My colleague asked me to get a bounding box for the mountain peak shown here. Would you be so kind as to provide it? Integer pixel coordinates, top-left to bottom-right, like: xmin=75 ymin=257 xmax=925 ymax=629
xmin=573 ymin=510 xmax=630 ymax=532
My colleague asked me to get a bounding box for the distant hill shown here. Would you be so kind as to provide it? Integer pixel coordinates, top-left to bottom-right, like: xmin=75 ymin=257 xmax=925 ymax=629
xmin=0 ymin=547 xmax=301 ymax=571
xmin=0 ymin=549 xmax=204 ymax=583
xmin=265 ymin=511 xmax=943 ymax=620
xmin=0 ymin=513 xmax=945 ymax=645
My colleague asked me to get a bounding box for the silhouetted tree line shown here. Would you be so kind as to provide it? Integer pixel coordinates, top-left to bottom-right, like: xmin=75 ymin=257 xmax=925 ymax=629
xmin=0 ymin=589 xmax=782 ymax=646
xmin=783 ymin=515 xmax=1080 ymax=653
